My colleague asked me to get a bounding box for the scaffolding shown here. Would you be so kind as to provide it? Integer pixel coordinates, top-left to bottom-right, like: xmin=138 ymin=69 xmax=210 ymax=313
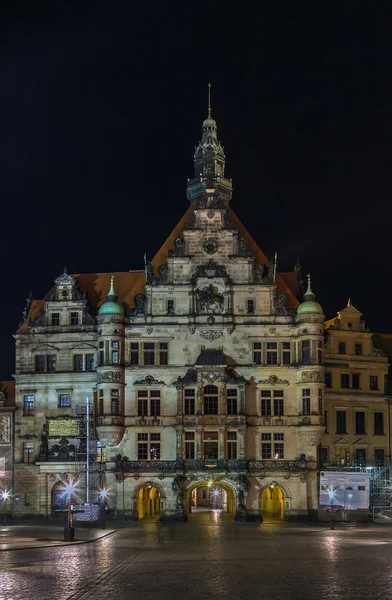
xmin=74 ymin=398 xmax=106 ymax=506
xmin=324 ymin=464 xmax=392 ymax=518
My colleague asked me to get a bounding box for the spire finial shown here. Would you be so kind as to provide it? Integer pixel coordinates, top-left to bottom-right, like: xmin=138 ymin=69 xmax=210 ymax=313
xmin=347 ymin=298 xmax=351 ymax=307
xmin=108 ymin=274 xmax=115 ymax=297
xmin=207 ymin=83 xmax=211 ymax=118
xmin=303 ymin=272 xmax=315 ymax=301
xmin=63 ymin=265 xmax=68 ymax=274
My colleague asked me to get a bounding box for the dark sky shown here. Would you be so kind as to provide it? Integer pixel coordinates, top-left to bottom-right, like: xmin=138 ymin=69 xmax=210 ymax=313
xmin=1 ymin=2 xmax=391 ymax=379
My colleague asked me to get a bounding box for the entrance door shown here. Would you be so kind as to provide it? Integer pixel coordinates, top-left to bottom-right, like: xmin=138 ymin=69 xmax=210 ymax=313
xmin=262 ymin=485 xmax=285 ymax=520
xmin=52 ymin=481 xmax=66 ymax=519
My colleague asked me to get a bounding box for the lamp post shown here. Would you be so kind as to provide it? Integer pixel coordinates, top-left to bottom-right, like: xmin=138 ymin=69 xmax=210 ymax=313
xmin=1 ymin=491 xmax=9 ymax=526
xmin=64 ymin=483 xmax=75 ymax=541
xmin=99 ymin=489 xmax=108 ymax=529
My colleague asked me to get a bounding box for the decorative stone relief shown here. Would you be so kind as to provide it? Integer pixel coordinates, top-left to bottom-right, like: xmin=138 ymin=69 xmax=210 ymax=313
xmin=192 ymin=260 xmax=230 ymax=282
xmin=298 ymin=430 xmax=324 ymax=447
xmin=276 ymin=293 xmax=289 ymax=315
xmin=258 ymin=375 xmax=289 ymax=386
xmin=301 ymin=371 xmax=324 ymax=383
xmin=203 ymin=239 xmax=219 ymax=255
xmin=97 ymin=371 xmax=121 ymax=383
xmin=0 ymin=415 xmax=11 ymax=444
xmin=199 ymin=330 xmax=223 ymax=342
xmin=168 ymin=236 xmax=186 ymax=257
xmin=269 ymin=327 xmax=276 ymax=334
xmin=134 ymin=375 xmax=166 ymax=386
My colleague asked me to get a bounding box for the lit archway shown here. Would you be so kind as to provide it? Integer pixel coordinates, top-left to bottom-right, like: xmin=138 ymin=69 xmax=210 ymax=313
xmin=186 ymin=480 xmax=236 ymax=515
xmin=135 ymin=483 xmax=162 ymax=520
xmin=261 ymin=483 xmax=285 ymax=520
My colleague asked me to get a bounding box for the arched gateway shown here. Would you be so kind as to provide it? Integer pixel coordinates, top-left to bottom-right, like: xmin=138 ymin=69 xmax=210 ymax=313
xmin=132 ymin=481 xmax=166 ymax=520
xmin=185 ymin=479 xmax=238 ymax=516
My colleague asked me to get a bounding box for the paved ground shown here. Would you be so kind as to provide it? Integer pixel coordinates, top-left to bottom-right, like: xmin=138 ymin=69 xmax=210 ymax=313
xmin=1 ymin=513 xmax=392 ymax=600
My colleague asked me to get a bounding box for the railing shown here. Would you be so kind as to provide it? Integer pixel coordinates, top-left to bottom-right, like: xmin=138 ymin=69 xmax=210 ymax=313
xmin=114 ymin=458 xmax=307 ymax=473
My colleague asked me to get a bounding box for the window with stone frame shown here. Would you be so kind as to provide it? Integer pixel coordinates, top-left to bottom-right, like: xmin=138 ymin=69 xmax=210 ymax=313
xmin=130 ymin=341 xmax=169 ymax=366
xmin=247 ymin=298 xmax=255 ymax=314
xmin=370 ymin=375 xmax=379 ymax=390
xmin=98 ymin=389 xmax=104 ymax=415
xmin=111 ymin=389 xmax=120 ymax=415
xmin=51 ymin=312 xmax=60 ymax=326
xmin=261 ymin=390 xmax=272 ymax=416
xmin=261 ymin=433 xmax=272 ymax=459
xmin=227 ymin=431 xmax=237 ymax=459
xmin=137 ymin=389 xmax=161 ymax=417
xmin=35 ymin=354 xmax=56 ymax=373
xmin=23 ymin=395 xmax=35 ymax=416
xmin=85 ymin=353 xmax=95 ymax=371
xmin=203 ymin=431 xmax=218 ymax=459
xmin=150 ymin=433 xmax=161 ymax=459
xmin=137 ymin=432 xmax=148 ymax=459
xmin=184 ymin=389 xmax=195 ymax=415
xmin=374 ymin=412 xmax=384 ymax=435
xmin=23 ymin=441 xmax=34 ymax=463
xmin=355 ymin=343 xmax=362 ymax=356
xmin=227 ymin=388 xmax=238 ymax=415
xmin=301 ymin=340 xmax=310 ymax=364
xmin=317 ymin=340 xmax=323 ymax=364
xmin=70 ymin=312 xmax=79 ymax=325
xmin=282 ymin=342 xmax=291 ymax=365
xmin=253 ymin=342 xmax=262 ymax=365
xmin=273 ymin=390 xmax=284 ymax=416
xmin=59 ymin=394 xmax=71 ymax=408
xmin=355 ymin=411 xmax=366 ymax=434
xmin=185 ymin=431 xmax=195 ymax=459
xmin=73 ymin=354 xmax=84 ymax=372
xmin=203 ymin=385 xmax=218 ymax=415
xmin=266 ymin=342 xmax=278 ymax=365
xmin=302 ymin=389 xmax=311 ymax=415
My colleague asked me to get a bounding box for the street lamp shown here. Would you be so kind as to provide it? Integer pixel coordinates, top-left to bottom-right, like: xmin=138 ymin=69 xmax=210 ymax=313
xmin=99 ymin=489 xmax=108 ymax=529
xmin=1 ymin=491 xmax=9 ymax=526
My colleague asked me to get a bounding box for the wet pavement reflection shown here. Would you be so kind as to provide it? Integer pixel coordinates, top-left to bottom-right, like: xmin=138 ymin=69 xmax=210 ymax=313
xmin=1 ymin=514 xmax=392 ymax=600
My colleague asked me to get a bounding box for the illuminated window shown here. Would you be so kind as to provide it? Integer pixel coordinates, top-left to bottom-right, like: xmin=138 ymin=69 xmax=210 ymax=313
xmin=59 ymin=394 xmax=71 ymax=407
xmin=23 ymin=395 xmax=35 ymax=416
xmin=112 ymin=340 xmax=120 ymax=349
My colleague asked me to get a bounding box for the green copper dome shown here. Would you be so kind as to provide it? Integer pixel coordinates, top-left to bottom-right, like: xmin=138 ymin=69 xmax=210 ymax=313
xmin=297 ymin=274 xmax=323 ymax=316
xmin=98 ymin=276 xmax=124 ymax=316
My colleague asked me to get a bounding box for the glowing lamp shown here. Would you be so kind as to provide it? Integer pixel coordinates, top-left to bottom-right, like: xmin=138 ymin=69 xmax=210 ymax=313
xmin=100 ymin=489 xmax=108 ymax=498
xmin=207 ymin=480 xmax=213 ymax=487
xmin=65 ymin=484 xmax=75 ymax=496
xmin=1 ymin=492 xmax=9 ymax=501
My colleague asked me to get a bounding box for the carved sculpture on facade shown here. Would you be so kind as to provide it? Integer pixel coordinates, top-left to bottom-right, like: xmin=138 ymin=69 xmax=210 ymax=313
xmin=301 ymin=370 xmax=324 ymax=383
xmin=254 ymin=263 xmax=274 ymax=284
xmin=134 ymin=375 xmax=166 ymax=386
xmin=168 ymin=236 xmax=186 ymax=257
xmin=276 ymin=293 xmax=289 ymax=315
xmin=191 ymin=260 xmax=230 ymax=282
xmin=199 ymin=330 xmax=223 ymax=341
xmin=97 ymin=371 xmax=121 ymax=383
xmin=196 ymin=284 xmax=224 ymax=314
xmin=153 ymin=264 xmax=169 ymax=285
xmin=259 ymin=375 xmax=289 ymax=386
xmin=0 ymin=415 xmax=11 ymax=444
xmin=133 ymin=294 xmax=146 ymax=316
xmin=237 ymin=236 xmax=252 ymax=257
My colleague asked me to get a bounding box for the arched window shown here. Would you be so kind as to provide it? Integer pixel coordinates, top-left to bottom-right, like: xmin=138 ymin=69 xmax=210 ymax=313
xmin=204 ymin=385 xmax=218 ymax=415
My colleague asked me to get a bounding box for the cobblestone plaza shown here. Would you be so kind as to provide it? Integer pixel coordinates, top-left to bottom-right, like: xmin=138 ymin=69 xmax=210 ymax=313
xmin=1 ymin=518 xmax=392 ymax=600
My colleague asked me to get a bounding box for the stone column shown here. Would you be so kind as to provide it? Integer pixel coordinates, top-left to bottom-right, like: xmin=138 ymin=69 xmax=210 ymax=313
xmin=219 ymin=428 xmax=225 ymax=459
xmin=196 ymin=428 xmax=202 ymax=459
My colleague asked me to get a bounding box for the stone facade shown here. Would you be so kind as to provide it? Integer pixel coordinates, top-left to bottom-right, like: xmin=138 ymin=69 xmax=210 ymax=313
xmin=12 ymin=110 xmax=328 ymax=522
xmin=322 ymin=302 xmax=390 ymax=468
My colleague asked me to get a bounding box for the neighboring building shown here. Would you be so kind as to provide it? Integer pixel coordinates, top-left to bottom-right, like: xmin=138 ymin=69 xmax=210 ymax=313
xmin=322 ymin=301 xmax=390 ymax=470
xmin=13 ymin=106 xmax=329 ymax=522
xmin=0 ymin=381 xmax=15 ymax=515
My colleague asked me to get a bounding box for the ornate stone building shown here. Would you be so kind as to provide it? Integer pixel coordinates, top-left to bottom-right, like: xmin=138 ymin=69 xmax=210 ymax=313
xmin=322 ymin=302 xmax=390 ymax=469
xmin=13 ymin=107 xmax=328 ymax=522
xmin=0 ymin=381 xmax=15 ymax=515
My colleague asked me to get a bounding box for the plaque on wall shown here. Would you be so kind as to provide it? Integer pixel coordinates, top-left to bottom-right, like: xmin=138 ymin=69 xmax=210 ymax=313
xmin=48 ymin=419 xmax=79 ymax=437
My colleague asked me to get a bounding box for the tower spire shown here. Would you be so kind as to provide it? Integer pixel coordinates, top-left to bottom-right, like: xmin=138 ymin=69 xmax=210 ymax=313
xmin=207 ymin=83 xmax=211 ymax=119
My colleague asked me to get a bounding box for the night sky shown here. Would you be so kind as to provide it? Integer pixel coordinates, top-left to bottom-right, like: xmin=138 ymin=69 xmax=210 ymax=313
xmin=1 ymin=2 xmax=390 ymax=380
